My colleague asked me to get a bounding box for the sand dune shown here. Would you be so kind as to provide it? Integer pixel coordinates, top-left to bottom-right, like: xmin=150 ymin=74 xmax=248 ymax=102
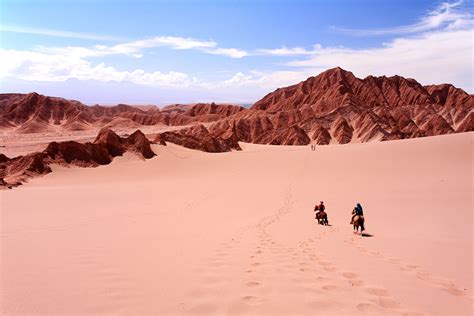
xmin=1 ymin=132 xmax=473 ymax=315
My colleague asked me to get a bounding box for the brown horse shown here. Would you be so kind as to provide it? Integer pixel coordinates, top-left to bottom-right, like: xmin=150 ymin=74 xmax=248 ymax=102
xmin=353 ymin=215 xmax=365 ymax=233
xmin=316 ymin=211 xmax=329 ymax=225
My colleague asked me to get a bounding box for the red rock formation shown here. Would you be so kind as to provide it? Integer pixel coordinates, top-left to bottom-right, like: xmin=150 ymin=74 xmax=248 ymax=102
xmin=269 ymin=126 xmax=310 ymax=145
xmin=123 ymin=130 xmax=156 ymax=159
xmin=155 ymin=124 xmax=240 ymax=153
xmin=332 ymin=118 xmax=353 ymax=144
xmin=94 ymin=127 xmax=125 ymax=157
xmin=312 ymin=126 xmax=331 ymax=145
xmin=0 ymin=128 xmax=156 ymax=187
xmin=0 ymin=93 xmax=245 ymax=133
xmin=420 ymin=114 xmax=454 ymax=136
xmin=44 ymin=141 xmax=113 ymax=166
xmin=456 ymin=112 xmax=474 ymax=133
xmin=1 ymin=67 xmax=472 ymax=145
xmin=0 ymin=153 xmax=51 ymax=186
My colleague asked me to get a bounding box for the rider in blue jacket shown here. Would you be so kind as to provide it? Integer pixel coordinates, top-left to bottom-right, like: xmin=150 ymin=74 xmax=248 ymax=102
xmin=350 ymin=203 xmax=363 ymax=224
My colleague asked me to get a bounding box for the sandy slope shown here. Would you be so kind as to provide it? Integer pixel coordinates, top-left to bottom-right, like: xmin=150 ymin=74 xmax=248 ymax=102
xmin=1 ymin=132 xmax=473 ymax=315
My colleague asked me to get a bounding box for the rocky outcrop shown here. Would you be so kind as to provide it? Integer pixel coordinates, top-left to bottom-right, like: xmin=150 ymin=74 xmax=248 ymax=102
xmin=93 ymin=127 xmax=125 ymax=156
xmin=122 ymin=130 xmax=156 ymax=159
xmin=0 ymin=153 xmax=52 ymax=187
xmin=155 ymin=124 xmax=241 ymax=153
xmin=0 ymin=128 xmax=156 ymax=187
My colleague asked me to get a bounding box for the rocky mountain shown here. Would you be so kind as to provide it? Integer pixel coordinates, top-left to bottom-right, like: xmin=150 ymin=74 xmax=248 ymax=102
xmin=0 ymin=93 xmax=246 ymax=133
xmin=1 ymin=67 xmax=472 ymax=147
xmin=204 ymin=67 xmax=473 ymax=146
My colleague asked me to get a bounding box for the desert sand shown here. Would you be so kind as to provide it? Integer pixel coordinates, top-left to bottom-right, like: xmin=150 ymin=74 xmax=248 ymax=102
xmin=1 ymin=132 xmax=473 ymax=315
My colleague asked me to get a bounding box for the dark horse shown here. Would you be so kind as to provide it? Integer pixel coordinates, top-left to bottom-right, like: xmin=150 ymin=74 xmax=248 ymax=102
xmin=353 ymin=215 xmax=365 ymax=233
xmin=314 ymin=205 xmax=329 ymax=225
xmin=316 ymin=211 xmax=329 ymax=225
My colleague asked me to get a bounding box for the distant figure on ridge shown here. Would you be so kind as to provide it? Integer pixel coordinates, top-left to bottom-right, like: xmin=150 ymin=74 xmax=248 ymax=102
xmin=314 ymin=201 xmax=328 ymax=225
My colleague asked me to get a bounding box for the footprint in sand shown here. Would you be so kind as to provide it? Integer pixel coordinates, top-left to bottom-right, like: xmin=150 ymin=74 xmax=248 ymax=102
xmin=387 ymin=257 xmax=401 ymax=264
xmin=321 ymin=284 xmax=343 ymax=291
xmin=349 ymin=279 xmax=365 ymax=287
xmin=246 ymin=281 xmax=262 ymax=288
xmin=365 ymin=287 xmax=390 ymax=297
xmin=341 ymin=272 xmax=364 ymax=287
xmin=415 ymin=271 xmax=466 ymax=297
xmin=375 ymin=296 xmax=401 ymax=309
xmin=400 ymin=264 xmax=418 ymax=272
xmin=441 ymin=287 xmax=466 ymax=296
xmin=241 ymin=295 xmax=264 ymax=305
xmin=315 ymin=275 xmax=332 ymax=283
xmin=356 ymin=302 xmax=383 ymax=313
xmin=342 ymin=272 xmax=358 ymax=279
xmin=323 ymin=266 xmax=338 ymax=272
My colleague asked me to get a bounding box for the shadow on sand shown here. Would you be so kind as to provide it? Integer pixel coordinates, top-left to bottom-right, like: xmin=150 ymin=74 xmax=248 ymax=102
xmin=361 ymin=233 xmax=374 ymax=237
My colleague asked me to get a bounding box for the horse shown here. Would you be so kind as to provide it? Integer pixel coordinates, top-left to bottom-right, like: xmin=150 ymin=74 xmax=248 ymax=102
xmin=315 ymin=211 xmax=329 ymax=225
xmin=353 ymin=215 xmax=365 ymax=233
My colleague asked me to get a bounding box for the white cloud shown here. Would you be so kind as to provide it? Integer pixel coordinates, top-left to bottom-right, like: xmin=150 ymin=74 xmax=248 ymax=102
xmin=34 ymin=36 xmax=249 ymax=59
xmin=0 ymin=46 xmax=310 ymax=92
xmin=0 ymin=48 xmax=194 ymax=87
xmin=203 ymin=48 xmax=249 ymax=58
xmin=285 ymin=28 xmax=473 ymax=91
xmin=0 ymin=24 xmax=122 ymax=41
xmin=35 ymin=36 xmax=218 ymax=58
xmin=1 ymin=0 xmax=472 ymax=98
xmin=200 ymin=70 xmax=313 ymax=90
xmin=331 ymin=1 xmax=472 ymax=36
xmin=256 ymin=45 xmax=321 ymax=56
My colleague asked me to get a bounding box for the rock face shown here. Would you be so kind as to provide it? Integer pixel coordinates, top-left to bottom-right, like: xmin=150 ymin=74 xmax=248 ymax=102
xmin=123 ymin=130 xmax=156 ymax=159
xmin=244 ymin=67 xmax=473 ymax=144
xmin=312 ymin=126 xmax=332 ymax=145
xmin=0 ymin=153 xmax=51 ymax=186
xmin=155 ymin=124 xmax=241 ymax=153
xmin=0 ymin=128 xmax=156 ymax=187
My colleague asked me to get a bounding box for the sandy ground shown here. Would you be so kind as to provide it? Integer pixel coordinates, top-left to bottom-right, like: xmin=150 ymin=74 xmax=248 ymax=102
xmin=1 ymin=132 xmax=473 ymax=315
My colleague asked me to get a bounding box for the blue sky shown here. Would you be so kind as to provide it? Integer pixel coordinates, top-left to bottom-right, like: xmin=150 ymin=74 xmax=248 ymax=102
xmin=0 ymin=0 xmax=472 ymax=105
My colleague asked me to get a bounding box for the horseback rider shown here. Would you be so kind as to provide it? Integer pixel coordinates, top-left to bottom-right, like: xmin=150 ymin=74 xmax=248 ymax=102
xmin=314 ymin=201 xmax=325 ymax=218
xmin=350 ymin=203 xmax=363 ymax=224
